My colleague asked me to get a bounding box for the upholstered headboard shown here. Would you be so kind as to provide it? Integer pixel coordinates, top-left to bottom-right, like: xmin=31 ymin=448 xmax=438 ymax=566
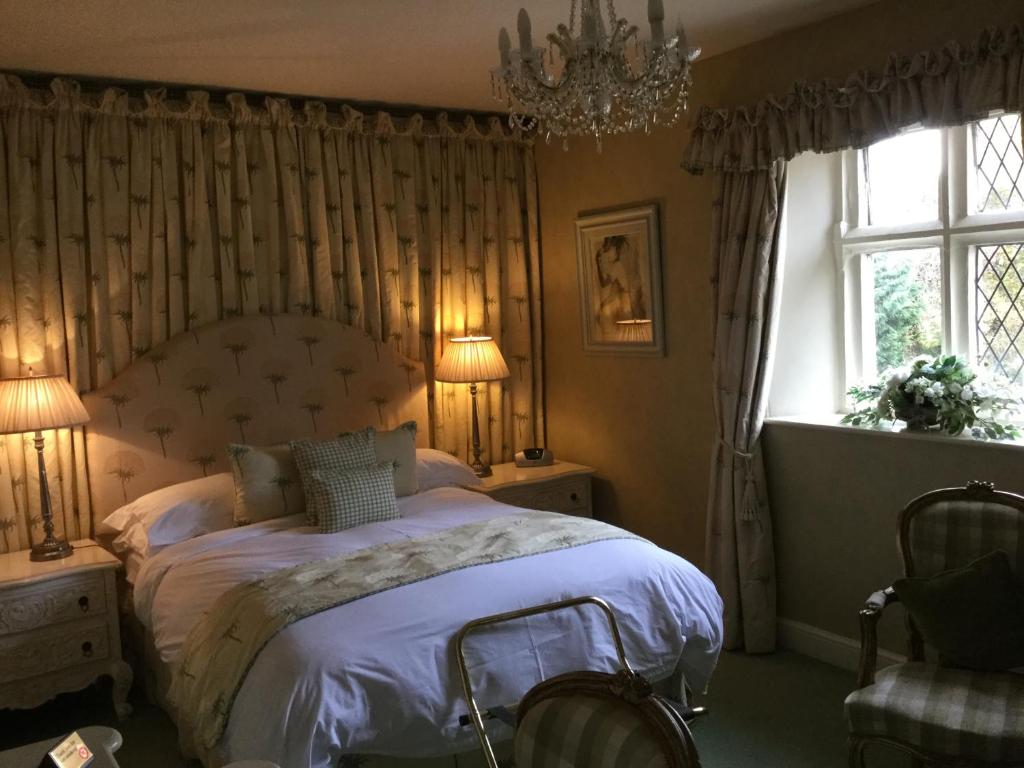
xmin=82 ymin=315 xmax=430 ymax=519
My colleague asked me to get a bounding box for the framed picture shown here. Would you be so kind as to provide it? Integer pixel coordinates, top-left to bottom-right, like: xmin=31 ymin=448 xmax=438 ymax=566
xmin=575 ymin=204 xmax=664 ymax=356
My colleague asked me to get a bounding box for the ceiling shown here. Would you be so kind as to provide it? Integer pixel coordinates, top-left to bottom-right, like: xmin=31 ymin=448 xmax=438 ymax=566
xmin=0 ymin=0 xmax=877 ymax=112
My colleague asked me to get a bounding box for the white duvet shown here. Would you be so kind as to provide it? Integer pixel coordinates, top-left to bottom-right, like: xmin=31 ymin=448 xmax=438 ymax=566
xmin=134 ymin=487 xmax=723 ymax=767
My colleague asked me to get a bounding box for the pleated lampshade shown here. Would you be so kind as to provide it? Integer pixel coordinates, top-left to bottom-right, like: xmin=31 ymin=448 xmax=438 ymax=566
xmin=0 ymin=374 xmax=90 ymax=435
xmin=616 ymin=319 xmax=654 ymax=343
xmin=435 ymin=337 xmax=510 ymax=383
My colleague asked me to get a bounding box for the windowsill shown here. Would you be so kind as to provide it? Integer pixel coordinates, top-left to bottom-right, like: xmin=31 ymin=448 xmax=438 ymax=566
xmin=764 ymin=412 xmax=1024 ymax=451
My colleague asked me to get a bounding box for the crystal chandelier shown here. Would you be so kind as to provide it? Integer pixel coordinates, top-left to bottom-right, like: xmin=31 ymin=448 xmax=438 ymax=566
xmin=492 ymin=0 xmax=700 ymax=150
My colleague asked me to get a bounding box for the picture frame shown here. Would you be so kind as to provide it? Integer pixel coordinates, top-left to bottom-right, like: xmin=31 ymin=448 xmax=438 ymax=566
xmin=575 ymin=203 xmax=665 ymax=356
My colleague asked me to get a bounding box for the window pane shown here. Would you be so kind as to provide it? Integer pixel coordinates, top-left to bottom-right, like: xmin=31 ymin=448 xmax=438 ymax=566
xmin=871 ymin=248 xmax=942 ymax=373
xmin=865 ymin=129 xmax=941 ymax=226
xmin=972 ymin=113 xmax=1024 ymax=213
xmin=976 ymin=242 xmax=1024 ymax=385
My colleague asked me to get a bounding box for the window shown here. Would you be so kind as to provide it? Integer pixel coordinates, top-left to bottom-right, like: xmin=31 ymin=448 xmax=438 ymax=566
xmin=838 ymin=114 xmax=1024 ymax=395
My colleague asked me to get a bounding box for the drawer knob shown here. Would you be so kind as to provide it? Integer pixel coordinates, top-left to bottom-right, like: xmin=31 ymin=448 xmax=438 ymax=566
xmin=78 ymin=596 xmax=90 ymax=612
xmin=570 ymin=493 xmax=579 ymax=502
xmin=81 ymin=641 xmax=93 ymax=658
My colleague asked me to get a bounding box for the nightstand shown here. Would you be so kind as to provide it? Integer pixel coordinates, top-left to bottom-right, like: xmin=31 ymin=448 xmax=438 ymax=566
xmin=471 ymin=461 xmax=594 ymax=517
xmin=0 ymin=540 xmax=132 ymax=719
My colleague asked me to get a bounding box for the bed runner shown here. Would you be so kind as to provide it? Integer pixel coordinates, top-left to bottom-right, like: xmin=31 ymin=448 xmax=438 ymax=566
xmin=168 ymin=510 xmax=643 ymax=756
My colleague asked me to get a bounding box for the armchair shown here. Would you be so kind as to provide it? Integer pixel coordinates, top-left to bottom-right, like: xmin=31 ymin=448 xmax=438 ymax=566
xmin=845 ymin=481 xmax=1024 ymax=768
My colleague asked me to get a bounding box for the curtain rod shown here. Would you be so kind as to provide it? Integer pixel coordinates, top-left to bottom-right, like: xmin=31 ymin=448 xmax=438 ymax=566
xmin=6 ymin=67 xmax=509 ymax=124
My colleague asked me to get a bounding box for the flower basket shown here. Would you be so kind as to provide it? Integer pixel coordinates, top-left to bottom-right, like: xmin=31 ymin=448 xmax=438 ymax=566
xmin=893 ymin=402 xmax=941 ymax=431
xmin=842 ymin=355 xmax=1022 ymax=440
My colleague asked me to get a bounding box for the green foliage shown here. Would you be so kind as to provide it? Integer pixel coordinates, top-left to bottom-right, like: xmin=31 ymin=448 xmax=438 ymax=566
xmin=842 ymin=355 xmax=1022 ymax=440
xmin=873 ymin=257 xmax=940 ymax=371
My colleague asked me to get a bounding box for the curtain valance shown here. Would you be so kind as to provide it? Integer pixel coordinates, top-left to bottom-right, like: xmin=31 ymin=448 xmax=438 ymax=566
xmin=0 ymin=75 xmax=528 ymax=143
xmin=683 ymin=24 xmax=1024 ymax=174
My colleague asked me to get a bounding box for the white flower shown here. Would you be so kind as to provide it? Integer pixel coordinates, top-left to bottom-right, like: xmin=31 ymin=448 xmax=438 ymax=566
xmin=962 ymin=385 xmax=975 ymax=401
xmin=948 ymin=382 xmax=963 ymax=395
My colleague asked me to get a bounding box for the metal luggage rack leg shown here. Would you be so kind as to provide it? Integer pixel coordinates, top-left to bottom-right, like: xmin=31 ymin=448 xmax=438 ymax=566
xmin=453 ymin=595 xmax=706 ymax=768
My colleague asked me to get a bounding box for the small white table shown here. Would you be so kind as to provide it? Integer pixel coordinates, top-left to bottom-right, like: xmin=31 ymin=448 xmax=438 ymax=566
xmin=470 ymin=460 xmax=595 ymax=517
xmin=0 ymin=541 xmax=132 ymax=719
xmin=1 ymin=726 xmax=123 ymax=767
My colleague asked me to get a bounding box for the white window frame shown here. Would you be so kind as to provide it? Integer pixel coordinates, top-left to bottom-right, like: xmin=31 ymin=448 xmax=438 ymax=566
xmin=835 ymin=116 xmax=1024 ymax=409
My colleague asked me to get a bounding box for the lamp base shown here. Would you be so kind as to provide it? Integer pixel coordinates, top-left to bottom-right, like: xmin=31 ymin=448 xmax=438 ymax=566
xmin=472 ymin=462 xmax=493 ymax=478
xmin=30 ymin=537 xmax=74 ymax=562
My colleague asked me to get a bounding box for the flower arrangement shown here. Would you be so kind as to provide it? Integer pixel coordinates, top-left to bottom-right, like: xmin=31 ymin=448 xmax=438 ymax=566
xmin=842 ymin=355 xmax=1023 ymax=440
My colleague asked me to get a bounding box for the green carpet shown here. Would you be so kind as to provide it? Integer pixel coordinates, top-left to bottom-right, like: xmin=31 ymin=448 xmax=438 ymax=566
xmin=691 ymin=650 xmax=908 ymax=768
xmin=0 ymin=650 xmax=909 ymax=767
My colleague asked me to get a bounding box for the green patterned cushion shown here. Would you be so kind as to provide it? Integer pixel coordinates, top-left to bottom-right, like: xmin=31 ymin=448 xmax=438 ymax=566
xmin=306 ymin=463 xmax=399 ymax=534
xmin=227 ymin=443 xmax=304 ymax=525
xmin=515 ymin=695 xmax=669 ymax=768
xmin=291 ymin=428 xmax=376 ymax=525
xmin=343 ymin=421 xmax=418 ymax=497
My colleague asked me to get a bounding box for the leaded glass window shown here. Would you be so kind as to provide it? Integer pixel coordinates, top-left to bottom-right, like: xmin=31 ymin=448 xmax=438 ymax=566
xmin=977 ymin=242 xmax=1024 ymax=384
xmin=972 ymin=114 xmax=1024 ymax=213
xmin=838 ymin=114 xmax=1024 ymax=402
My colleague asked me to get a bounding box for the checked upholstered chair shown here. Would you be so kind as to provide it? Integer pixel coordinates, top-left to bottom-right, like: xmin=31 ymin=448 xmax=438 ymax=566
xmin=457 ymin=597 xmax=703 ymax=768
xmin=845 ymin=481 xmax=1024 ymax=767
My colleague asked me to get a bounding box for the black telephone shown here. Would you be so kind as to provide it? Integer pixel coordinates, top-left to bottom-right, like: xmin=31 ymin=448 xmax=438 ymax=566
xmin=514 ymin=447 xmax=554 ymax=467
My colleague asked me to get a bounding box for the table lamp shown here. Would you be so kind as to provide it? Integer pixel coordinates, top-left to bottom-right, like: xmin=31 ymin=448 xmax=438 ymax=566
xmin=616 ymin=318 xmax=654 ymax=343
xmin=435 ymin=336 xmax=510 ymax=477
xmin=0 ymin=371 xmax=90 ymax=561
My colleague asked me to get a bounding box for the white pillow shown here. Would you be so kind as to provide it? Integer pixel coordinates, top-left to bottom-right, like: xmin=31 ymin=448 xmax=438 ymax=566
xmin=99 ymin=473 xmax=235 ymax=558
xmin=415 ymin=449 xmax=482 ymax=492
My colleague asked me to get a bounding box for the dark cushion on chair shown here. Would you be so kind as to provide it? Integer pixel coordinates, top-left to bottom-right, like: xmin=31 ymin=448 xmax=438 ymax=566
xmin=894 ymin=549 xmax=1024 ymax=671
xmin=845 ymin=662 xmax=1024 ymax=762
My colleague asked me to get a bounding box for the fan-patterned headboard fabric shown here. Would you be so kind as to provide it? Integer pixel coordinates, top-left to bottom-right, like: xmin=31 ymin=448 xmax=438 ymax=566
xmin=83 ymin=315 xmax=430 ymax=519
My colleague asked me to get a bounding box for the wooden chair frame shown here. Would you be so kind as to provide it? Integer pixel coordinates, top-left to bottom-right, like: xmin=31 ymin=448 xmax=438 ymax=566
xmin=850 ymin=481 xmax=1024 ymax=768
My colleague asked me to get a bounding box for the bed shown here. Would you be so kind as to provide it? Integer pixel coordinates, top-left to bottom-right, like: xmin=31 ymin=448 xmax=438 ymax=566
xmin=81 ymin=315 xmax=724 ymax=768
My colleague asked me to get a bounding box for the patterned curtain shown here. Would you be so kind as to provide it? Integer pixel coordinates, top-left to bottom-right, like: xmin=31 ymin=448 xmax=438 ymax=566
xmin=705 ymin=161 xmax=786 ymax=653
xmin=0 ymin=75 xmax=544 ymax=554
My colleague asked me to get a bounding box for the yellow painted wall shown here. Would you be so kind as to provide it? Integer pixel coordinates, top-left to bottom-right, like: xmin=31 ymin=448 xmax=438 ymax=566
xmin=535 ymin=0 xmax=1024 ymax=567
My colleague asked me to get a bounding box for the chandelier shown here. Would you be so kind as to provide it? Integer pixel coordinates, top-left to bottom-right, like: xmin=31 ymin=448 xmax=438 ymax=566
xmin=491 ymin=0 xmax=700 ymax=150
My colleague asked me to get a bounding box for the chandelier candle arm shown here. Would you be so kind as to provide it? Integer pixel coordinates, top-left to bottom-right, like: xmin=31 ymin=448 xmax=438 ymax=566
xmin=499 ymin=28 xmax=512 ymax=68
xmin=492 ymin=0 xmax=699 ymax=149
xmin=649 ymin=0 xmax=665 ymax=45
xmin=517 ymin=9 xmax=534 ymax=57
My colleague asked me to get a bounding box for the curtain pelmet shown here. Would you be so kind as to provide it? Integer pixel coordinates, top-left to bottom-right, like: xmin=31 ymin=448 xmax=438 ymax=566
xmin=684 ymin=25 xmax=1024 ymax=174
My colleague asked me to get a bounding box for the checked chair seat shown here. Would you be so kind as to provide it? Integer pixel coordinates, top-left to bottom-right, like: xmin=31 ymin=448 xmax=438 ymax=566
xmin=845 ymin=662 xmax=1024 ymax=763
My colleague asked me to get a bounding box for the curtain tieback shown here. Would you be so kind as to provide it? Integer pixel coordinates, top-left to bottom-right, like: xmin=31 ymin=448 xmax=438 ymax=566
xmin=718 ymin=437 xmax=760 ymax=523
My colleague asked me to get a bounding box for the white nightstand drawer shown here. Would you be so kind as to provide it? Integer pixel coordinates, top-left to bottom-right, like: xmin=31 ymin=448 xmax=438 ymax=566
xmin=0 ymin=573 xmax=108 ymax=637
xmin=0 ymin=618 xmax=111 ymax=684
xmin=0 ymin=541 xmax=132 ymax=717
xmin=491 ymin=476 xmax=591 ymax=516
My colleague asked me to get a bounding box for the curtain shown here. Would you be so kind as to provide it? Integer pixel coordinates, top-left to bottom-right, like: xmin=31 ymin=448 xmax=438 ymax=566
xmin=705 ymin=161 xmax=786 ymax=653
xmin=0 ymin=75 xmax=544 ymax=554
xmin=684 ymin=24 xmax=1023 ymax=174
xmin=690 ymin=22 xmax=1024 ymax=653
